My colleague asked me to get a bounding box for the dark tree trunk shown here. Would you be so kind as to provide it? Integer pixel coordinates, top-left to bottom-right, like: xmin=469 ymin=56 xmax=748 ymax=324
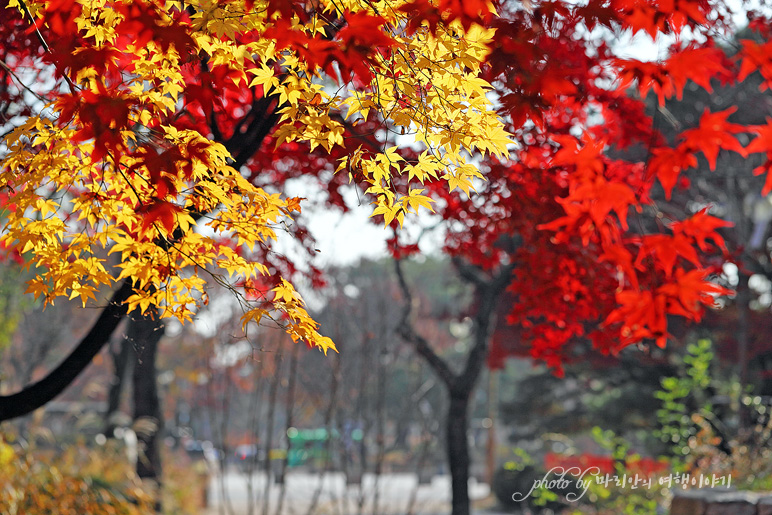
xmin=126 ymin=310 xmax=165 ymax=510
xmin=736 ymin=272 xmax=751 ymax=427
xmin=447 ymin=392 xmax=471 ymax=515
xmin=104 ymin=332 xmax=133 ymax=436
xmin=0 ymin=280 xmax=132 ymax=422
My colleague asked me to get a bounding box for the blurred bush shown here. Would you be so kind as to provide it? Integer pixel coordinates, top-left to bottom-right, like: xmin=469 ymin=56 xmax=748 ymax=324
xmin=161 ymin=445 xmax=212 ymax=513
xmin=653 ymin=339 xmax=772 ymax=491
xmin=492 ymin=448 xmax=579 ymax=513
xmin=0 ymin=432 xmax=210 ymax=514
xmin=494 ymin=338 xmax=772 ymax=514
xmin=0 ymin=435 xmax=154 ymax=514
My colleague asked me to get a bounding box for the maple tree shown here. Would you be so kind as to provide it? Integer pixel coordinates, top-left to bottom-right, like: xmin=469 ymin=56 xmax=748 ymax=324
xmin=640 ymin=48 xmax=772 ymax=403
xmin=0 ymin=0 xmax=510 ymax=498
xmin=0 ymin=0 xmax=507 ymax=412
xmin=435 ymin=2 xmax=769 ymax=372
xmin=392 ymin=2 xmax=772 ymax=514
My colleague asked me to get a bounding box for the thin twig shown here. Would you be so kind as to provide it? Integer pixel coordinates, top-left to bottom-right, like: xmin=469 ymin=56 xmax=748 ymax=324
xmin=18 ymin=0 xmax=49 ymax=52
xmin=0 ymin=59 xmax=48 ymax=103
xmin=17 ymin=0 xmax=78 ymax=93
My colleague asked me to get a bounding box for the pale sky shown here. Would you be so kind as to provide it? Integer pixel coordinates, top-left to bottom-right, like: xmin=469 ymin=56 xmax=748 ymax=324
xmin=278 ymin=177 xmax=446 ymax=267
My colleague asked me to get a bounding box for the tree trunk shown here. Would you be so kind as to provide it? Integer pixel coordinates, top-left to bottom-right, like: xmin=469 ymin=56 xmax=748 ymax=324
xmin=0 ymin=280 xmax=132 ymax=421
xmin=104 ymin=332 xmax=132 ymax=436
xmin=736 ymin=272 xmax=751 ymax=427
xmin=394 ymin=257 xmax=514 ymax=515
xmin=447 ymin=392 xmax=471 ymax=515
xmin=126 ymin=310 xmax=165 ymax=510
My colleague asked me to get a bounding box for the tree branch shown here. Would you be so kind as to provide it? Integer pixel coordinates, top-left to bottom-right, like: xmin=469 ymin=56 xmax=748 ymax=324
xmin=0 ymin=279 xmax=133 ymax=422
xmin=394 ymin=258 xmax=456 ymax=387
xmin=450 ymin=256 xmax=490 ymax=287
xmin=456 ymin=262 xmax=515 ymax=395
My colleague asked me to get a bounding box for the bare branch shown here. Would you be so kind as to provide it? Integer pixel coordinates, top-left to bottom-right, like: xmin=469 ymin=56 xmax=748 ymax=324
xmin=0 ymin=59 xmax=48 ymax=104
xmin=450 ymin=256 xmax=490 ymax=287
xmin=393 ymin=258 xmax=456 ymax=387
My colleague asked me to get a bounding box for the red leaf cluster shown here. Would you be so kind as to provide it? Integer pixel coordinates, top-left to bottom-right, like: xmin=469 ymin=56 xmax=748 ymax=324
xmin=136 ymin=199 xmax=183 ymax=236
xmin=263 ymin=11 xmax=396 ymax=82
xmin=398 ymin=0 xmax=494 ymax=32
xmin=57 ymin=84 xmax=137 ymax=161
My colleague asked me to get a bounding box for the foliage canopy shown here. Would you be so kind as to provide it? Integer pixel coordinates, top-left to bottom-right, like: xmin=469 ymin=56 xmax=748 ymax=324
xmin=0 ymin=0 xmax=510 ymax=352
xmin=3 ymin=0 xmax=772 ymax=374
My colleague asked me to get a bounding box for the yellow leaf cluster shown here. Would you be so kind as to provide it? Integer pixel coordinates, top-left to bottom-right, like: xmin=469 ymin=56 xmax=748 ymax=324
xmin=241 ymin=279 xmax=336 ymax=355
xmin=1 ymin=0 xmax=510 ymax=353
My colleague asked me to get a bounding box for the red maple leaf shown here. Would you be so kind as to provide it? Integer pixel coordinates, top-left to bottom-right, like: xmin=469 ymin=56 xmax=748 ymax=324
xmin=658 ymin=268 xmax=732 ymax=321
xmin=58 ymin=83 xmax=136 ymax=161
xmin=647 ymin=146 xmax=698 ymax=199
xmin=336 ymin=12 xmax=396 ymax=81
xmin=117 ymin=1 xmax=194 ymax=56
xmin=438 ymin=0 xmax=494 ymax=30
xmin=137 ymin=199 xmax=183 ymax=236
xmin=605 ymin=289 xmax=669 ymax=348
xmin=745 ymin=119 xmax=772 ymax=195
xmin=637 ymin=233 xmax=702 ymax=277
xmin=262 ymin=20 xmax=337 ymax=74
xmin=665 ymin=46 xmax=731 ymax=99
xmin=738 ymin=39 xmax=772 ymax=89
xmin=37 ymin=0 xmax=82 ymax=37
xmin=398 ymin=0 xmax=443 ymax=33
xmin=48 ymin=45 xmax=122 ymax=79
xmin=679 ymin=108 xmax=747 ymax=170
xmin=128 ymin=145 xmax=185 ymax=199
xmin=670 ymin=207 xmax=733 ymax=252
xmin=615 ymin=59 xmax=673 ymax=106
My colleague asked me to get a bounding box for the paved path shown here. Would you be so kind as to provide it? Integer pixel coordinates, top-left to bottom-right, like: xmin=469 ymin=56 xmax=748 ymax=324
xmin=204 ymin=471 xmax=507 ymax=515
